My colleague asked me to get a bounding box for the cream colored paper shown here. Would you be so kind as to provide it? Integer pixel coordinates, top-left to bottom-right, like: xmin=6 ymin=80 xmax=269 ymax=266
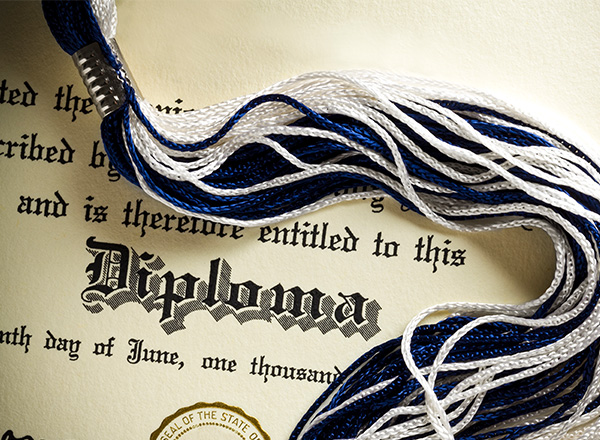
xmin=1 ymin=1 xmax=599 ymax=439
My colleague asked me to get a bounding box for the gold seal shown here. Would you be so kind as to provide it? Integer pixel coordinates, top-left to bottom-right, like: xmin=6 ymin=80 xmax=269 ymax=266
xmin=150 ymin=402 xmax=270 ymax=440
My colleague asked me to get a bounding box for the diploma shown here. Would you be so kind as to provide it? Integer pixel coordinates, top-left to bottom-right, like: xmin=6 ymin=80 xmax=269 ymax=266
xmin=2 ymin=2 xmax=595 ymax=439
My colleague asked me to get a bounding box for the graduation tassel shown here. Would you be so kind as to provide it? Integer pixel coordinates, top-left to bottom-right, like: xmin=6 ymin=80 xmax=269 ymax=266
xmin=43 ymin=1 xmax=600 ymax=438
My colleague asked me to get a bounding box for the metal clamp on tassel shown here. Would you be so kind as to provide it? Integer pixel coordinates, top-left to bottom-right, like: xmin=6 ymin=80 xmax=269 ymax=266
xmin=72 ymin=41 xmax=126 ymax=118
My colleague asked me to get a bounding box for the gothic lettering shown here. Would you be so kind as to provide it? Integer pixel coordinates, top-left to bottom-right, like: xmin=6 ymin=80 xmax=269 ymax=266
xmin=0 ymin=79 xmax=37 ymax=107
xmin=0 ymin=134 xmax=74 ymax=164
xmin=0 ymin=325 xmax=32 ymax=354
xmin=17 ymin=190 xmax=68 ymax=218
xmin=82 ymin=236 xmax=129 ymax=297
xmin=43 ymin=330 xmax=80 ymax=361
xmin=258 ymin=221 xmax=359 ymax=252
xmin=270 ymin=285 xmax=324 ymax=319
xmin=88 ymin=140 xmax=121 ymax=182
xmin=83 ymin=195 xmax=108 ymax=223
xmin=201 ymin=356 xmax=237 ymax=372
xmin=127 ymin=338 xmax=183 ymax=369
xmin=82 ymin=238 xmax=381 ymax=340
xmin=249 ymin=355 xmax=341 ymax=384
xmin=414 ymin=235 xmax=466 ymax=272
xmin=54 ymin=84 xmax=93 ymax=122
xmin=122 ymin=199 xmax=244 ymax=239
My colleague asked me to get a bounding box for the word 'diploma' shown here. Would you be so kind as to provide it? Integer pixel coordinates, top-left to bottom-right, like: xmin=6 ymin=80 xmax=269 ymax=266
xmin=82 ymin=237 xmax=381 ymax=340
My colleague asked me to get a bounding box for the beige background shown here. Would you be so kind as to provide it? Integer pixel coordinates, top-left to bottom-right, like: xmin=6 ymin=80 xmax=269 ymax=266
xmin=1 ymin=1 xmax=599 ymax=439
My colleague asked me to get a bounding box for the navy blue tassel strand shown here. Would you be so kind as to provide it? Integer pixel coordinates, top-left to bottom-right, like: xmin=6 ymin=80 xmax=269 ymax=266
xmin=42 ymin=1 xmax=600 ymax=439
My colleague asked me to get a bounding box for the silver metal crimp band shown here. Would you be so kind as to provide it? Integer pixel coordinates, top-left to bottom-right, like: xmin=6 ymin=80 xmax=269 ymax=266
xmin=72 ymin=42 xmax=126 ymax=118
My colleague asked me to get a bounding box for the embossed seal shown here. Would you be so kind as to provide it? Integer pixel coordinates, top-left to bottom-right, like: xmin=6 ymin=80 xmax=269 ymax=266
xmin=150 ymin=402 xmax=270 ymax=440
